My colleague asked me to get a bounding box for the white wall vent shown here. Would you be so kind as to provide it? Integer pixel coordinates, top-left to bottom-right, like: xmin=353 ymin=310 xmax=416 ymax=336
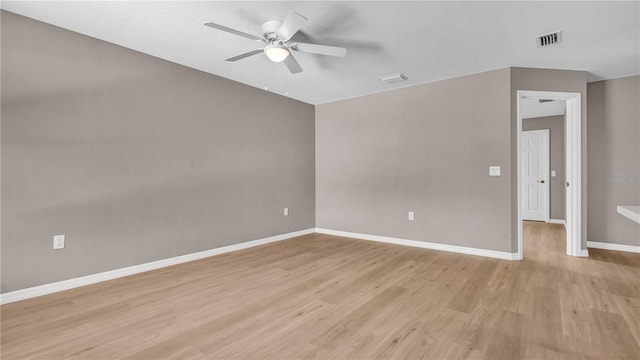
xmin=537 ymin=31 xmax=562 ymax=47
xmin=539 ymin=99 xmax=555 ymax=103
xmin=378 ymin=73 xmax=408 ymax=84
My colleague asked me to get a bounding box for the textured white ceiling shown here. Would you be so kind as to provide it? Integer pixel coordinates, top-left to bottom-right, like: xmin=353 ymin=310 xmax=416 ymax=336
xmin=2 ymin=1 xmax=639 ymax=105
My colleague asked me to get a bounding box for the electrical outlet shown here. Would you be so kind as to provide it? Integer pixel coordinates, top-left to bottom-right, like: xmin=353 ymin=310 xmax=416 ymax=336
xmin=551 ymin=170 xmax=557 ymax=177
xmin=489 ymin=166 xmax=501 ymax=176
xmin=408 ymin=211 xmax=415 ymax=221
xmin=53 ymin=234 xmax=65 ymax=250
xmin=284 ymin=207 xmax=289 ymax=216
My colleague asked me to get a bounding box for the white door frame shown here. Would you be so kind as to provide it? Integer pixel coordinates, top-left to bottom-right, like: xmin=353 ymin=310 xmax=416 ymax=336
xmin=517 ymin=91 xmax=583 ymax=259
xmin=521 ymin=129 xmax=550 ymax=222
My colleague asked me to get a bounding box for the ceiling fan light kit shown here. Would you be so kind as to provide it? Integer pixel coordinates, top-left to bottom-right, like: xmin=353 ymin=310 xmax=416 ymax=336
xmin=204 ymin=12 xmax=347 ymax=74
xmin=264 ymin=44 xmax=290 ymax=63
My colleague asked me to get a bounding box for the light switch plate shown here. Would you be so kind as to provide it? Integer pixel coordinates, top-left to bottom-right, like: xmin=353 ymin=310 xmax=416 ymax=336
xmin=489 ymin=166 xmax=501 ymax=177
xmin=551 ymin=170 xmax=557 ymax=177
xmin=284 ymin=207 xmax=289 ymax=216
xmin=408 ymin=211 xmax=415 ymax=221
xmin=53 ymin=234 xmax=65 ymax=250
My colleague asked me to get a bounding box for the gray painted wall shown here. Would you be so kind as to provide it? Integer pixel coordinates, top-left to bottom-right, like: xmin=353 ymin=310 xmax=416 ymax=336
xmin=510 ymin=67 xmax=588 ymax=252
xmin=316 ymin=69 xmax=513 ymax=252
xmin=523 ymin=115 xmax=566 ymax=220
xmin=1 ymin=12 xmax=315 ymax=293
xmin=587 ymin=76 xmax=640 ymax=246
xmin=316 ymin=67 xmax=588 ymax=255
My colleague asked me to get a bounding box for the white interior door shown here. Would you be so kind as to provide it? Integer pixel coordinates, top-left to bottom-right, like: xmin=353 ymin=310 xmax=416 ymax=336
xmin=522 ymin=129 xmax=550 ymax=222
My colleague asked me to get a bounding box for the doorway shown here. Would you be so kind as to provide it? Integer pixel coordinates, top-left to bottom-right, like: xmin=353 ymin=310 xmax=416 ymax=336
xmin=517 ymin=91 xmax=584 ymax=259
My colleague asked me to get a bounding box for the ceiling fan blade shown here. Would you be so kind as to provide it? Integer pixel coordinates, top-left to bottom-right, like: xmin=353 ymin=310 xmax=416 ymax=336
xmin=276 ymin=12 xmax=307 ymax=42
xmin=283 ymin=54 xmax=303 ymax=74
xmin=225 ymin=49 xmax=264 ymax=62
xmin=291 ymin=43 xmax=347 ymax=57
xmin=204 ymin=23 xmax=263 ymax=41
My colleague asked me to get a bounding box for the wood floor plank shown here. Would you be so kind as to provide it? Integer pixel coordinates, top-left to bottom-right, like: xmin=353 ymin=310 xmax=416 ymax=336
xmin=589 ymin=309 xmax=640 ymax=359
xmin=1 ymin=223 xmax=639 ymax=359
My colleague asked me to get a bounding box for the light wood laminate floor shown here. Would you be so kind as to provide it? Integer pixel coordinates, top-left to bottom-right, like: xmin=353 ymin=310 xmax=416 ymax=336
xmin=1 ymin=222 xmax=639 ymax=359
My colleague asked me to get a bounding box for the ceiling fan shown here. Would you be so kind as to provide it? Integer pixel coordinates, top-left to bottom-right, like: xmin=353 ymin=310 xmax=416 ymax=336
xmin=204 ymin=12 xmax=347 ymax=74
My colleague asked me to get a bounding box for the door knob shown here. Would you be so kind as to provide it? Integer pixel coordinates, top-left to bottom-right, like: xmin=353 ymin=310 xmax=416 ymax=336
xmin=537 ymin=180 xmax=545 ymax=184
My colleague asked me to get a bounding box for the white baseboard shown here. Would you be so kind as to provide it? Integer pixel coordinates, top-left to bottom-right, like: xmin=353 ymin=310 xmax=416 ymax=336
xmin=549 ymin=219 xmax=566 ymax=225
xmin=0 ymin=228 xmax=315 ymax=305
xmin=315 ymin=228 xmax=518 ymax=260
xmin=579 ymin=249 xmax=590 ymax=257
xmin=587 ymin=241 xmax=640 ymax=254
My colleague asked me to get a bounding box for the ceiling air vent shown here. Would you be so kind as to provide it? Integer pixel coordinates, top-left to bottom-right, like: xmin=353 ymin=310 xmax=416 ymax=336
xmin=378 ymin=73 xmax=408 ymax=85
xmin=537 ymin=31 xmax=562 ymax=47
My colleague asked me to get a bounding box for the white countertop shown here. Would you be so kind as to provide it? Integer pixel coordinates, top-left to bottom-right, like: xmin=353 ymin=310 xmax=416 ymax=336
xmin=617 ymin=205 xmax=640 ymax=224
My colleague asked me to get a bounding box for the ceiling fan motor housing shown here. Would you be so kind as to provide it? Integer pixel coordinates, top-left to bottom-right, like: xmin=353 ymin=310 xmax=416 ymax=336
xmin=262 ymin=20 xmax=283 ymax=42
